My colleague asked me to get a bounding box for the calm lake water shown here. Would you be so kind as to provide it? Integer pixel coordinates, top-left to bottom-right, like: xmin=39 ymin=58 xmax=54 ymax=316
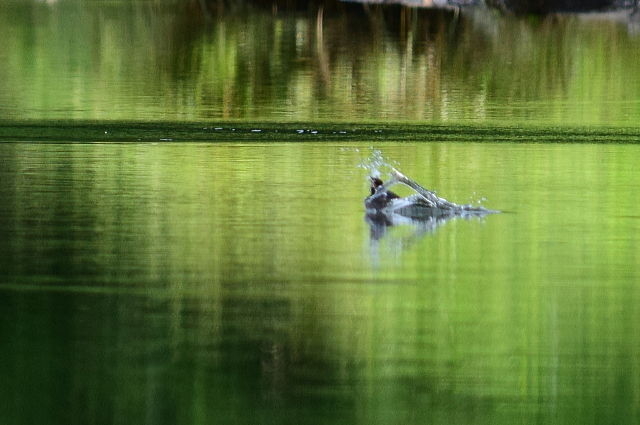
xmin=2 ymin=1 xmax=640 ymax=425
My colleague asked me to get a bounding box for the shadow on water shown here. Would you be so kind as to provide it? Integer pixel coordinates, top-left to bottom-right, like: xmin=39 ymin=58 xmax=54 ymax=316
xmin=0 ymin=286 xmax=502 ymax=424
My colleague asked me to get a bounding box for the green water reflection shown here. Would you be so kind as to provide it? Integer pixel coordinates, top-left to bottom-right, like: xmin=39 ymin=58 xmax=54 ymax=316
xmin=1 ymin=139 xmax=640 ymax=424
xmin=2 ymin=1 xmax=640 ymax=124
xmin=2 ymin=1 xmax=640 ymax=423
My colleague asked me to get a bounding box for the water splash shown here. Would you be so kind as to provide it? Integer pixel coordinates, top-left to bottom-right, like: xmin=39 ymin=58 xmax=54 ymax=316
xmin=357 ymin=148 xmax=399 ymax=181
xmin=468 ymin=192 xmax=488 ymax=207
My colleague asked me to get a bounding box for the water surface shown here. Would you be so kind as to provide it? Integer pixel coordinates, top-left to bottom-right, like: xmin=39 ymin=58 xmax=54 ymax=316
xmin=2 ymin=135 xmax=640 ymax=424
xmin=2 ymin=1 xmax=640 ymax=424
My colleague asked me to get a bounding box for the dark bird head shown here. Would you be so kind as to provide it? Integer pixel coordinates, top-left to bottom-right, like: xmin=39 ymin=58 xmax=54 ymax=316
xmin=370 ymin=176 xmax=384 ymax=195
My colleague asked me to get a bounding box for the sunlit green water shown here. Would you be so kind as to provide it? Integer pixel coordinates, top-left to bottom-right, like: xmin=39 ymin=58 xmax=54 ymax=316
xmin=2 ymin=1 xmax=640 ymax=424
xmin=2 ymin=136 xmax=640 ymax=424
